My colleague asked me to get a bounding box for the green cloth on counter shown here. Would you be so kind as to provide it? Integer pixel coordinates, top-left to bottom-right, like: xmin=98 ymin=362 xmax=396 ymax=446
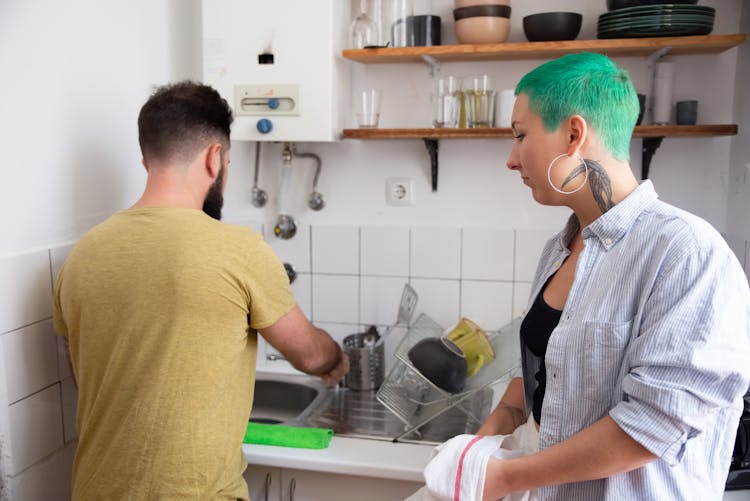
xmin=243 ymin=422 xmax=333 ymax=449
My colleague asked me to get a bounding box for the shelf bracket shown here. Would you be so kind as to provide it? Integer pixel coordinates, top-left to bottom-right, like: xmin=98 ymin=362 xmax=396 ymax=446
xmin=423 ymin=138 xmax=439 ymax=192
xmin=641 ymin=136 xmax=664 ymax=180
xmin=420 ymin=55 xmax=441 ymax=78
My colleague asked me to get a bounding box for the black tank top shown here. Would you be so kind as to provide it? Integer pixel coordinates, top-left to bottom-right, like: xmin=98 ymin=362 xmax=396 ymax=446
xmin=520 ymin=278 xmax=563 ymax=424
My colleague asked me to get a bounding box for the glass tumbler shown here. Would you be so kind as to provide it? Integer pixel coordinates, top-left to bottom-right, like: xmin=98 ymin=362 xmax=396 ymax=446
xmin=356 ymin=89 xmax=382 ymax=128
xmin=466 ymin=74 xmax=496 ymax=128
xmin=433 ymin=76 xmax=461 ymax=128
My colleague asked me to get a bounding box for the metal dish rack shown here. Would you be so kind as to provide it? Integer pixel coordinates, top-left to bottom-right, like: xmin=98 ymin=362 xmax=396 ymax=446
xmin=376 ymin=313 xmax=521 ymax=441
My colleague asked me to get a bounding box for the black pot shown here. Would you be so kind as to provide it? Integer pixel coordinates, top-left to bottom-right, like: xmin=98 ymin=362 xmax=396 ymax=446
xmin=408 ymin=337 xmax=467 ymax=393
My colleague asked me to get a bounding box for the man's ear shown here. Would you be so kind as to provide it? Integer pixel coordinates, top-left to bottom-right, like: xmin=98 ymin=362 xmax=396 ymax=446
xmin=205 ymin=143 xmax=223 ymax=179
xmin=566 ymin=115 xmax=588 ymax=158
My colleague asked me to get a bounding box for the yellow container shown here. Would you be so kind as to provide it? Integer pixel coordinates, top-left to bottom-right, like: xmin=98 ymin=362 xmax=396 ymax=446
xmin=445 ymin=318 xmax=495 ymax=377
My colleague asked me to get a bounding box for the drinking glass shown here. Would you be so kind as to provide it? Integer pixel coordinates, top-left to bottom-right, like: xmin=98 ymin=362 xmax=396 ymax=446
xmin=356 ymin=89 xmax=382 ymax=128
xmin=350 ymin=0 xmax=378 ymax=49
xmin=465 ymin=74 xmax=496 ymax=128
xmin=433 ymin=76 xmax=461 ymax=128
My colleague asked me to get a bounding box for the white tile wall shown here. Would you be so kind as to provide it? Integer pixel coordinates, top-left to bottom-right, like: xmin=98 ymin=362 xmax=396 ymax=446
xmin=2 ymin=320 xmax=59 ymax=404
xmin=0 ymin=250 xmax=53 ymax=334
xmin=410 ymin=278 xmax=460 ymax=328
xmin=312 ymin=225 xmax=359 ymax=274
xmin=514 ymin=229 xmax=552 ymax=282
xmin=360 ymin=276 xmax=408 ymax=326
xmin=461 ymin=228 xmax=514 ymax=281
xmin=411 ymin=227 xmax=461 ymax=279
xmin=8 ymin=384 xmax=64 ymax=475
xmin=460 ymin=281 xmax=513 ymax=330
xmin=313 ymin=322 xmax=361 ymax=345
xmin=264 ymin=223 xmax=311 ymax=272
xmin=9 ymin=441 xmax=74 ymax=501
xmin=513 ymin=282 xmax=533 ymax=318
xmin=360 ymin=227 xmax=410 ymax=277
xmin=312 ymin=275 xmax=359 ymax=323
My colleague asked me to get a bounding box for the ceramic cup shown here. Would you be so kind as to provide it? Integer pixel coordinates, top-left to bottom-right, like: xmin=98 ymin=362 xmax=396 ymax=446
xmin=408 ymin=337 xmax=468 ymax=393
xmin=445 ymin=318 xmax=495 ymax=376
xmin=413 ymin=15 xmax=441 ymax=46
xmin=676 ymin=100 xmax=698 ymax=125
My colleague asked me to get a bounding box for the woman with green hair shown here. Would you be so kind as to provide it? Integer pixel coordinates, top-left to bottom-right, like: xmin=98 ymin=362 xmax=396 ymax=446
xmin=416 ymin=53 xmax=750 ymax=500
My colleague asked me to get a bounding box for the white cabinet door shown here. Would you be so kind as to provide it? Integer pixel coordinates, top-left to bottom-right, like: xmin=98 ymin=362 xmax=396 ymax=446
xmin=245 ymin=465 xmax=282 ymax=501
xmin=280 ymin=468 xmax=422 ymax=501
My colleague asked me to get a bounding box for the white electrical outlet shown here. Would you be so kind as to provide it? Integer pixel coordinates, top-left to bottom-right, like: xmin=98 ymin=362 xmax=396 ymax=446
xmin=386 ymin=177 xmax=415 ymax=206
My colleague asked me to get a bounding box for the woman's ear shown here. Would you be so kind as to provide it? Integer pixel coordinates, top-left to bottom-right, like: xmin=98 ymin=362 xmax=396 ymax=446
xmin=566 ymin=115 xmax=588 ymax=158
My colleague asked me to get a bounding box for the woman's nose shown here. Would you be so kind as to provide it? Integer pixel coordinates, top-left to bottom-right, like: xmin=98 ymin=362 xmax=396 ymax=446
xmin=506 ymin=152 xmax=520 ymax=171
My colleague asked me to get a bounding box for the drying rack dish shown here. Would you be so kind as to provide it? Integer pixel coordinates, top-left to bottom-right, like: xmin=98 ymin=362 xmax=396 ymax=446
xmin=376 ymin=313 xmax=521 ymax=441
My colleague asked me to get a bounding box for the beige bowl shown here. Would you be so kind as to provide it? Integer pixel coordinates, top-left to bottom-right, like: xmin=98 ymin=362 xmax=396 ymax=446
xmin=454 ymin=0 xmax=510 ymax=7
xmin=455 ymin=16 xmax=510 ymax=44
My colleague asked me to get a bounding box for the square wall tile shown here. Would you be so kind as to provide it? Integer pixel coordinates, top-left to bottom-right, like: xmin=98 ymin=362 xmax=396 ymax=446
xmin=460 ymin=281 xmax=513 ymax=331
xmin=264 ymin=224 xmax=311 ymax=273
xmin=462 ymin=228 xmax=514 ymax=281
xmin=49 ymin=243 xmax=75 ymax=292
xmin=360 ymin=276 xmax=409 ymax=326
xmin=311 ymin=225 xmax=359 ymax=274
xmin=514 ymin=229 xmax=552 ymax=282
xmin=0 ymin=250 xmax=54 ymax=334
xmin=409 ymin=278 xmax=460 ymax=328
xmin=8 ymin=384 xmax=64 ymax=475
xmin=361 ymin=227 xmax=409 ymax=277
xmin=61 ymin=377 xmax=78 ymax=444
xmin=3 ymin=320 xmax=59 ymax=403
xmin=411 ymin=227 xmax=461 ymax=279
xmin=291 ymin=273 xmax=312 ymax=320
xmin=312 ymin=275 xmax=359 ymax=324
xmin=9 ymin=441 xmax=75 ymax=501
xmin=513 ymin=282 xmax=533 ymax=319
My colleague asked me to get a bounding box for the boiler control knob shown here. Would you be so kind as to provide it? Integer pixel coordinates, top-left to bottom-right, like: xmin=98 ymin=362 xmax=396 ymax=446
xmin=267 ymin=98 xmax=280 ymax=110
xmin=256 ymin=119 xmax=273 ymax=134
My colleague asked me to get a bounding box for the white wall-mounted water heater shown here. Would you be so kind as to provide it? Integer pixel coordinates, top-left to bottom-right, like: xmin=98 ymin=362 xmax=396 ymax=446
xmin=201 ymin=0 xmax=349 ymax=142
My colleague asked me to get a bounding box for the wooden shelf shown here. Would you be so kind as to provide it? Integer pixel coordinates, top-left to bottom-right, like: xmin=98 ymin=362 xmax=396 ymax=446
xmin=342 ymin=124 xmax=738 ymax=140
xmin=342 ymin=34 xmax=746 ymax=63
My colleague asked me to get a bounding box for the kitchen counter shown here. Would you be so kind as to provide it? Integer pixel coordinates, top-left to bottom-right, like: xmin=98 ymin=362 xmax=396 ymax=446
xmin=243 ymin=435 xmax=433 ymax=482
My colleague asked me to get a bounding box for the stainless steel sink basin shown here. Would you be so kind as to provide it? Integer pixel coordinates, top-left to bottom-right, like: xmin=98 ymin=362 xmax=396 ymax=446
xmin=250 ymin=374 xmax=329 ymax=425
xmin=249 ymin=373 xmax=494 ymax=445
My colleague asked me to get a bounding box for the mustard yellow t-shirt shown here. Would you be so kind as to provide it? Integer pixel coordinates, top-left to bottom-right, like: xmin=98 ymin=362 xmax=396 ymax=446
xmin=53 ymin=207 xmax=295 ymax=501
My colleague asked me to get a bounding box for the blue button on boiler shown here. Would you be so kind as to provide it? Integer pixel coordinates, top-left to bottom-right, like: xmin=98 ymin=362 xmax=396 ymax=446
xmin=267 ymin=98 xmax=280 ymax=110
xmin=256 ymin=119 xmax=273 ymax=134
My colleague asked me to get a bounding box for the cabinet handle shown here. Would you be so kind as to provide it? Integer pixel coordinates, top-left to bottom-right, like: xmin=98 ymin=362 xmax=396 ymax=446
xmin=288 ymin=477 xmax=296 ymax=501
xmin=264 ymin=472 xmax=272 ymax=501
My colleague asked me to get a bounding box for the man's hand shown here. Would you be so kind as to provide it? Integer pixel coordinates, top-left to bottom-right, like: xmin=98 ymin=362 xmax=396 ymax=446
xmin=319 ymin=350 xmax=349 ymax=386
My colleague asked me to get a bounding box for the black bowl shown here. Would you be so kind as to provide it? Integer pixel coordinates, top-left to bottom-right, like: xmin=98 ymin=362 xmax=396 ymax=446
xmin=408 ymin=337 xmax=467 ymax=394
xmin=606 ymin=0 xmax=698 ymax=10
xmin=522 ymin=12 xmax=582 ymax=42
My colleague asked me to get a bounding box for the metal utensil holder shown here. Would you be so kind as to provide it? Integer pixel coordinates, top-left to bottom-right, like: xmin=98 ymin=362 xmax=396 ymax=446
xmin=343 ymin=332 xmax=385 ymax=391
xmin=376 ymin=313 xmax=521 ymax=441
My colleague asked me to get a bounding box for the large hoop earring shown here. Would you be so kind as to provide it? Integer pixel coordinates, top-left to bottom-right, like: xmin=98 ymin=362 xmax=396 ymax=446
xmin=547 ymin=153 xmax=589 ymax=195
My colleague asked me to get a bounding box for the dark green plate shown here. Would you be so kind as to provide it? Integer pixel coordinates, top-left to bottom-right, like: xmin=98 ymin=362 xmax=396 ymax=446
xmin=598 ymin=14 xmax=715 ymax=29
xmin=600 ymin=4 xmax=715 ymax=21
xmin=598 ymin=23 xmax=713 ymax=38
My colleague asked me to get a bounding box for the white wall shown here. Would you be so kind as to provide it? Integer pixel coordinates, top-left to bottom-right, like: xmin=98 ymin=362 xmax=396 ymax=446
xmin=1 ymin=0 xmax=748 ymax=498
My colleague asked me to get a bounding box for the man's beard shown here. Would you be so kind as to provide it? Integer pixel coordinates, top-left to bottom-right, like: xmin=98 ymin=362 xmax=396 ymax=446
xmin=202 ymin=165 xmax=224 ymax=220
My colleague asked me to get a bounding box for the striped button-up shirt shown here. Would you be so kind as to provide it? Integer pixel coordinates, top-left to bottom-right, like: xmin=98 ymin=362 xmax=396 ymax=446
xmin=521 ymin=180 xmax=750 ymax=500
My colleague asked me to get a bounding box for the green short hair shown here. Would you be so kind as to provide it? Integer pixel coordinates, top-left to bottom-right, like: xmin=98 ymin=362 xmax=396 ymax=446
xmin=515 ymin=52 xmax=638 ymax=161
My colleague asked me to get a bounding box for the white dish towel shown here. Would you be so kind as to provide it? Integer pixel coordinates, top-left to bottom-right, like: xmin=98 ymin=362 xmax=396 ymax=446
xmin=405 ymin=416 xmax=539 ymax=501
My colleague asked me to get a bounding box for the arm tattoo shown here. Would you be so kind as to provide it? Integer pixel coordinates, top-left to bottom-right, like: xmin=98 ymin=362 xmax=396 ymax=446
xmin=561 ymin=158 xmax=615 ymax=214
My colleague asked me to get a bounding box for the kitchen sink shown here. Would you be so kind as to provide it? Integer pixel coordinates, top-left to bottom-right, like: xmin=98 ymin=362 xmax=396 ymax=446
xmin=249 ymin=373 xmax=496 ymax=445
xmin=250 ymin=374 xmax=330 ymax=425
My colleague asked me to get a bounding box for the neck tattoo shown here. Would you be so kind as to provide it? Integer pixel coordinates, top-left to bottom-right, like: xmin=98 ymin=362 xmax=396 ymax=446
xmin=561 ymin=158 xmax=615 ymax=214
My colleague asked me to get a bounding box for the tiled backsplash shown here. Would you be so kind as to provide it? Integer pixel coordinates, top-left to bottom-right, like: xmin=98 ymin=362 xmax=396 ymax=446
xmin=1 ymin=226 xmax=749 ymax=500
